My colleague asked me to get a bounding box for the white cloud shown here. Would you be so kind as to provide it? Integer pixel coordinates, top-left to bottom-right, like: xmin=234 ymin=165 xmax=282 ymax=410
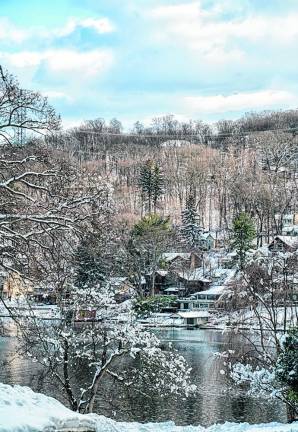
xmin=62 ymin=118 xmax=83 ymax=130
xmin=183 ymin=90 xmax=298 ymax=114
xmin=42 ymin=90 xmax=71 ymax=101
xmin=0 ymin=18 xmax=28 ymax=43
xmin=149 ymin=1 xmax=298 ymax=63
xmin=0 ymin=16 xmax=115 ymax=44
xmin=55 ymin=17 xmax=115 ymax=37
xmin=0 ymin=49 xmax=113 ymax=78
xmin=45 ymin=49 xmax=113 ymax=77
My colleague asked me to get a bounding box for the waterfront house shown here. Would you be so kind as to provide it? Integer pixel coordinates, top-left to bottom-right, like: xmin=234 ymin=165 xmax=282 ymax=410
xmin=177 ymin=310 xmax=209 ymax=327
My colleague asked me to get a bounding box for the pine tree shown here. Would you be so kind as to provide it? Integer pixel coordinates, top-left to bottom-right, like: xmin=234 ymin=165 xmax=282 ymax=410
xmin=152 ymin=163 xmax=163 ymax=212
xmin=276 ymin=328 xmax=298 ymax=421
xmin=139 ymin=160 xmax=164 ymax=213
xmin=180 ymin=194 xmax=203 ymax=247
xmin=130 ymin=214 xmax=171 ymax=295
xmin=232 ymin=212 xmax=256 ymax=270
xmin=74 ymin=234 xmax=106 ymax=289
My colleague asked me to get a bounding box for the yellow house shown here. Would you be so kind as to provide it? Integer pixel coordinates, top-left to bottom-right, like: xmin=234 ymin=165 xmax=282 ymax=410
xmin=1 ymin=272 xmax=33 ymax=299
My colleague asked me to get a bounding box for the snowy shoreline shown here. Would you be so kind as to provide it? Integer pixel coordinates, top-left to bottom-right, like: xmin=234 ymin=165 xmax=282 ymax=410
xmin=0 ymin=383 xmax=297 ymax=432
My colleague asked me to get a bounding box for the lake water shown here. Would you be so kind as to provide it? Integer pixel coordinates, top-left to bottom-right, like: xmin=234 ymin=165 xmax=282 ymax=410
xmin=0 ymin=327 xmax=286 ymax=427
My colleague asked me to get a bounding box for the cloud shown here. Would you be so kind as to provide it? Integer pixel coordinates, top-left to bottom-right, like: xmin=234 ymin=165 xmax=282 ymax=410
xmin=149 ymin=1 xmax=298 ymax=63
xmin=54 ymin=17 xmax=115 ymax=37
xmin=0 ymin=18 xmax=28 ymax=43
xmin=42 ymin=90 xmax=71 ymax=100
xmin=183 ymin=90 xmax=298 ymax=115
xmin=0 ymin=49 xmax=113 ymax=78
xmin=0 ymin=16 xmax=115 ymax=44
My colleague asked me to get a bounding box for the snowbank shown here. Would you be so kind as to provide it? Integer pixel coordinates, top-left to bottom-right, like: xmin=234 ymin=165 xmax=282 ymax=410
xmin=0 ymin=383 xmax=297 ymax=432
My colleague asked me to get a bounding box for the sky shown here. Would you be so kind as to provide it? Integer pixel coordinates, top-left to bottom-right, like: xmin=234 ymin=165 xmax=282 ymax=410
xmin=1 ymin=0 xmax=298 ymax=130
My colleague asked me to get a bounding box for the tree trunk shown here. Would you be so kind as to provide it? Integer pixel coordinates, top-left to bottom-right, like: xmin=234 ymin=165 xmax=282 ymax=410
xmin=286 ymin=403 xmax=297 ymax=423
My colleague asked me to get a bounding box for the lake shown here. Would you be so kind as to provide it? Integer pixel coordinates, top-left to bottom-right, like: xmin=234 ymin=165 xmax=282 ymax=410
xmin=0 ymin=327 xmax=286 ymax=427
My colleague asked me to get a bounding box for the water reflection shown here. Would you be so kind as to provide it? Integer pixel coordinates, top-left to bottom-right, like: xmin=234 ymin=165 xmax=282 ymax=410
xmin=0 ymin=328 xmax=287 ymax=427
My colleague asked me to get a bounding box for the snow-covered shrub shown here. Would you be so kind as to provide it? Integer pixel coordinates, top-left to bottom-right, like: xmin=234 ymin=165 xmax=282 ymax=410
xmin=17 ymin=285 xmax=196 ymax=414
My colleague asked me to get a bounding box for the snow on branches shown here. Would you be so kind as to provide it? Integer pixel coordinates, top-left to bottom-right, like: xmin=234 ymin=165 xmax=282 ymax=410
xmin=16 ymin=284 xmax=196 ymax=414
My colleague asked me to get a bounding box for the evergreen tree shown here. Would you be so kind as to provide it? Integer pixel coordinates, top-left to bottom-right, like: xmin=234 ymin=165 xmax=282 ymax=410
xmin=180 ymin=194 xmax=203 ymax=247
xmin=74 ymin=234 xmax=106 ymax=289
xmin=276 ymin=328 xmax=298 ymax=421
xmin=232 ymin=212 xmax=256 ymax=270
xmin=139 ymin=160 xmax=164 ymax=213
xmin=129 ymin=214 xmax=171 ymax=295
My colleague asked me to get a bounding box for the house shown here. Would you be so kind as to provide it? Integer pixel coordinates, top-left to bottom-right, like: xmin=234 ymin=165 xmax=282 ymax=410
xmin=178 ymin=267 xmax=236 ymax=311
xmin=145 ymin=270 xmax=174 ymax=294
xmin=77 ymin=308 xmax=97 ymax=321
xmin=33 ymin=286 xmax=57 ymax=304
xmin=268 ymin=236 xmax=298 ymax=253
xmin=108 ymin=277 xmax=135 ymax=301
xmin=161 ymin=252 xmax=202 ymax=270
xmin=178 ymin=268 xmax=212 ymax=294
xmin=163 ymin=286 xmax=186 ymax=296
xmin=282 ymin=214 xmax=298 ymax=236
xmin=282 ymin=214 xmax=298 ymax=227
xmin=188 ymin=286 xmax=225 ymax=310
xmin=177 ymin=310 xmax=209 ymax=328
xmin=219 ymin=252 xmax=238 ymax=269
xmin=282 ymin=225 xmax=298 ymax=236
xmin=199 ymin=232 xmax=216 ymax=250
xmin=1 ymin=272 xmax=33 ymax=300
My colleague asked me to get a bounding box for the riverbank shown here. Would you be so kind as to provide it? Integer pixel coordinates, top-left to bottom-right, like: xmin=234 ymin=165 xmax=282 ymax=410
xmin=0 ymin=383 xmax=297 ymax=432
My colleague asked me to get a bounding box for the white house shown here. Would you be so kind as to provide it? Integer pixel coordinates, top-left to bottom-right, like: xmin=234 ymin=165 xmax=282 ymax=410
xmin=177 ymin=310 xmax=209 ymax=327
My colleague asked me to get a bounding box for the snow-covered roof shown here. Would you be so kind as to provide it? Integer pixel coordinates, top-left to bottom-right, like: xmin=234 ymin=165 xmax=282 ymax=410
xmin=193 ymin=285 xmax=226 ymax=296
xmin=179 ymin=268 xmax=211 ymax=282
xmin=146 ymin=270 xmax=168 ymax=276
xmin=254 ymin=246 xmax=270 ymax=256
xmin=177 ymin=311 xmax=209 ymax=318
xmin=273 ymin=236 xmax=298 ymax=249
xmin=201 ymin=232 xmax=215 ymax=240
xmin=109 ymin=277 xmax=127 ymax=286
xmin=164 ymin=286 xmax=185 ymax=292
xmin=162 ymin=252 xmax=191 ymax=262
xmin=157 ymin=270 xmax=168 ymax=277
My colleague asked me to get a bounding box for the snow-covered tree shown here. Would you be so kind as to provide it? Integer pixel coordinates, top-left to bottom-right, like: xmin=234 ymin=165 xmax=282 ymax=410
xmin=221 ymin=254 xmax=298 ymax=422
xmin=73 ymin=212 xmax=118 ymax=289
xmin=230 ymin=328 xmax=298 ymax=423
xmin=127 ymin=214 xmax=171 ymax=295
xmin=180 ymin=194 xmax=203 ymax=247
xmin=16 ymin=284 xmax=196 ymax=414
xmin=276 ymin=328 xmax=298 ymax=420
xmin=0 ymin=66 xmax=60 ymax=146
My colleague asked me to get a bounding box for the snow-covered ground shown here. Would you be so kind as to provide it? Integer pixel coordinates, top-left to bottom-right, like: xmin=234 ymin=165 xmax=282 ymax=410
xmin=0 ymin=383 xmax=297 ymax=432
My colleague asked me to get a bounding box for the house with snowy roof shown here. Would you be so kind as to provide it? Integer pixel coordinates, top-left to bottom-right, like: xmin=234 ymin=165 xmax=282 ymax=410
xmin=268 ymin=236 xmax=298 ymax=253
xmin=161 ymin=251 xmax=202 ymax=270
xmin=199 ymin=232 xmax=216 ymax=250
xmin=177 ymin=310 xmax=209 ymax=327
xmin=178 ymin=268 xmax=237 ymax=311
xmin=177 ymin=268 xmax=212 ymax=293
